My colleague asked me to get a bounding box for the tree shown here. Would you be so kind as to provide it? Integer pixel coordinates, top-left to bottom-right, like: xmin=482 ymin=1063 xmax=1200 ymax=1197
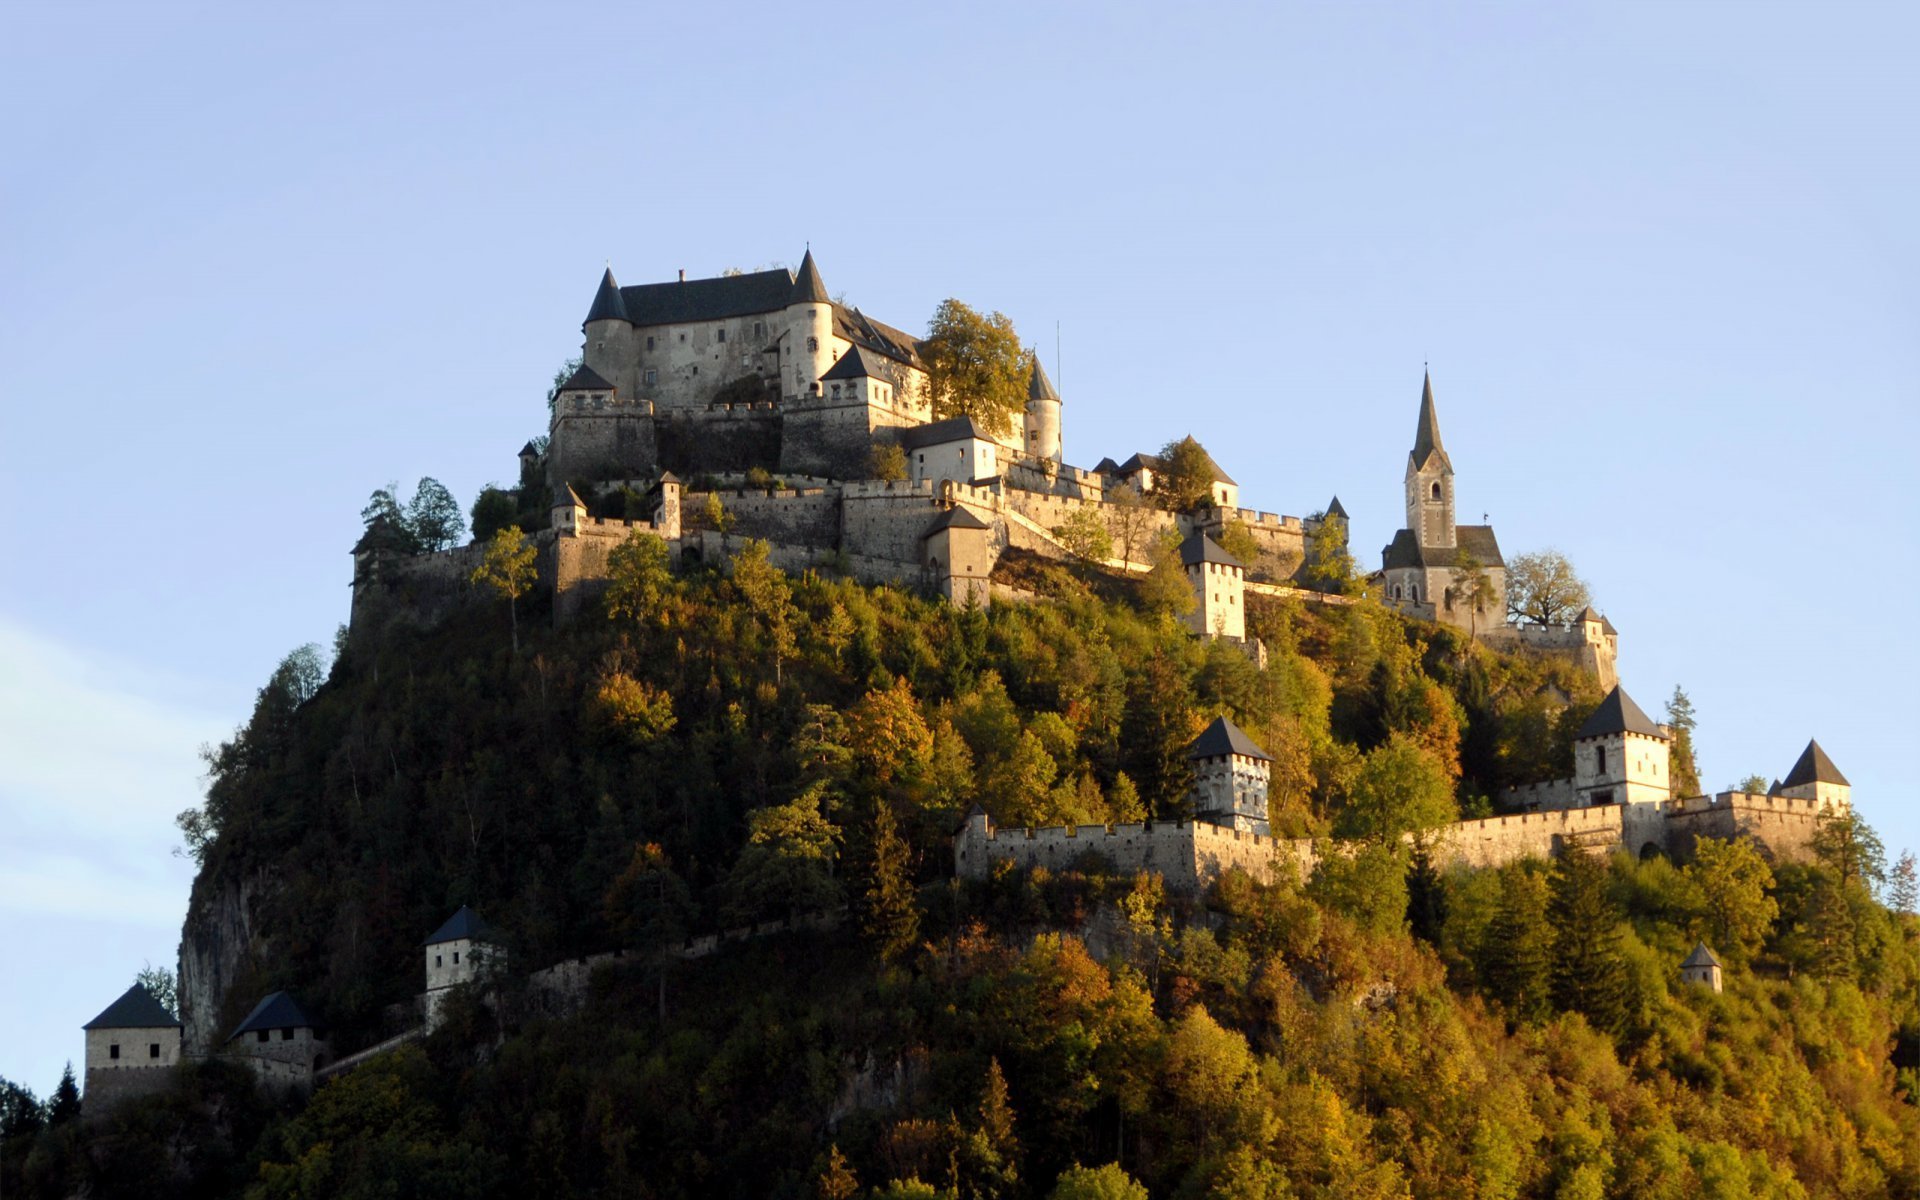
xmin=1304 ymin=511 xmax=1361 ymax=595
xmin=545 ymin=353 xmax=582 ymax=419
xmin=1217 ymin=518 xmax=1262 ymax=569
xmin=1732 ymin=774 xmax=1770 ymax=796
xmin=923 ymin=299 xmax=1027 ymax=440
xmin=1505 ymin=550 xmax=1592 ymax=627
xmin=1049 ymin=1163 xmax=1148 ymax=1200
xmin=854 ymin=797 xmax=920 ymax=962
xmin=1451 ymin=549 xmax=1497 ymax=638
xmin=723 ymin=792 xmax=842 ymax=923
xmin=1053 ymin=506 xmax=1113 ymax=563
xmin=1137 ymin=528 xmax=1196 ymax=620
xmin=0 ymin=1076 xmax=43 ymax=1141
xmin=1103 ymin=482 xmax=1152 ymax=570
xmin=732 ymin=539 xmax=799 ymax=684
xmin=604 ymin=529 xmax=673 ymax=624
xmin=1890 ymin=850 xmax=1918 ymax=915
xmin=469 ymin=525 xmax=538 ymax=653
xmin=135 ymin=962 xmax=178 ymax=1018
xmin=1478 ymin=867 xmax=1553 ymax=1022
xmin=470 ymin=485 xmax=519 ymax=543
xmin=589 ymin=672 xmax=677 ymax=743
xmin=817 ymin=1144 xmax=861 ymax=1200
xmin=870 ymin=441 xmax=908 ymax=482
xmin=956 ymin=1059 xmax=1020 ymax=1199
xmin=1664 ymin=687 xmax=1703 ymax=798
xmin=406 ymin=477 xmax=466 ymax=550
xmin=1685 ymin=837 xmax=1777 ymax=965
xmin=602 ymin=842 xmax=693 ymax=1020
xmin=1335 ymin=735 xmax=1457 ymax=844
xmin=1152 ymin=435 xmax=1220 ymax=512
xmin=1548 ymin=850 xmax=1630 ymax=1033
xmin=1812 ymin=810 xmax=1887 ymax=895
xmin=47 ymin=1063 xmax=79 ymax=1126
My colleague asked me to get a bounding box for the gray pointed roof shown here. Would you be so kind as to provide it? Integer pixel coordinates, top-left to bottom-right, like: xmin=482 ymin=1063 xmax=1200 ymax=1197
xmin=1573 ymin=686 xmax=1666 ymax=741
xmin=1179 ymin=532 xmax=1243 ymax=569
xmin=1325 ymin=496 xmax=1348 ymax=520
xmin=1411 ymin=372 xmax=1451 ymax=471
xmin=228 ymin=991 xmax=319 ymax=1040
xmin=901 ymin=415 xmax=991 ymax=450
xmin=518 ymin=440 xmax=540 ymax=458
xmin=820 ymin=344 xmax=888 ymax=382
xmin=791 ymin=249 xmax=829 ymax=305
xmin=84 ymin=984 xmax=179 ymax=1030
xmin=1187 ymin=715 xmax=1271 ymax=762
xmin=553 ymin=482 xmax=586 ymax=509
xmin=559 ymin=363 xmax=615 ymax=393
xmin=1782 ymin=739 xmax=1849 ymax=788
xmin=923 ymin=505 xmax=991 ymax=537
xmin=1027 ymin=356 xmax=1059 ymax=404
xmin=424 ymin=905 xmax=492 ymax=946
xmin=586 ymin=268 xmax=629 ymax=324
xmin=1681 ymin=942 xmax=1722 ymax=969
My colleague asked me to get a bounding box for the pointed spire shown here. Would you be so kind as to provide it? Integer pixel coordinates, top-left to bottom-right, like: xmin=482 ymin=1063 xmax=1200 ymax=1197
xmin=585 ymin=267 xmax=628 ymax=324
xmin=1027 ymin=353 xmax=1060 ymax=404
xmin=1326 ymin=495 xmax=1348 ymax=520
xmin=1411 ymin=370 xmax=1447 ymax=468
xmin=791 ymin=249 xmax=829 ymax=305
xmin=1782 ymin=739 xmax=1849 ymax=787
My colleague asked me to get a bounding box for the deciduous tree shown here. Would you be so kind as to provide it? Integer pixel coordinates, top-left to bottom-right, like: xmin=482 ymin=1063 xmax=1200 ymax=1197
xmin=407 ymin=477 xmax=466 ymax=551
xmin=1152 ymin=436 xmax=1220 ymax=512
xmin=731 ymin=539 xmax=798 ymax=684
xmin=1304 ymin=512 xmax=1361 ymax=595
xmin=1102 ymin=482 xmax=1152 ymax=569
xmin=723 ymin=792 xmax=842 ymax=923
xmin=924 ymin=299 xmax=1026 ymax=440
xmin=1053 ymin=506 xmax=1113 ymax=563
xmin=470 ymin=485 xmax=519 ymax=543
xmin=470 ymin=526 xmax=538 ymax=653
xmin=1685 ymin=837 xmax=1776 ymax=966
xmin=604 ymin=529 xmax=673 ymax=624
xmin=1505 ymin=550 xmax=1592 ymax=627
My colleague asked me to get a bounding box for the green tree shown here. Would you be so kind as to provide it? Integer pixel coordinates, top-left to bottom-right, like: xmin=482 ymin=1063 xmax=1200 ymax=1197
xmin=135 ymin=962 xmax=178 ymax=1018
xmin=702 ymin=490 xmax=735 ymax=533
xmin=406 ymin=477 xmax=466 ymax=550
xmin=545 ymin=353 xmax=582 ymax=419
xmin=854 ymin=797 xmax=920 ymax=962
xmin=602 ymin=842 xmax=693 ymax=1020
xmin=1812 ymin=810 xmax=1887 ymax=894
xmin=924 ymin=299 xmax=1027 ymax=439
xmin=604 ymin=529 xmax=673 ymax=624
xmin=470 ymin=485 xmax=519 ymax=544
xmin=589 ymin=671 xmax=677 ymax=743
xmin=1217 ymin=518 xmax=1262 ymax=568
xmin=1451 ymin=549 xmax=1497 ymax=638
xmin=1049 ymin=1163 xmax=1149 ymax=1200
xmin=1548 ymin=850 xmax=1630 ymax=1033
xmin=732 ymin=539 xmax=798 ymax=684
xmin=1053 ymin=506 xmax=1114 ymax=562
xmin=359 ymin=482 xmax=417 ymax=552
xmin=870 ymin=441 xmax=909 ymax=482
xmin=1685 ymin=837 xmax=1777 ymax=965
xmin=0 ymin=1076 xmax=42 ymax=1141
xmin=1335 ymin=734 xmax=1457 ymax=844
xmin=1152 ymin=435 xmax=1221 ymax=512
xmin=46 ymin=1063 xmax=79 ymax=1126
xmin=723 ymin=792 xmax=842 ymax=923
xmin=956 ymin=1058 xmax=1020 ymax=1199
xmin=1308 ymin=843 xmax=1410 ymax=935
xmin=1664 ymin=687 xmax=1703 ymax=798
xmin=1138 ymin=528 xmax=1196 ymax=620
xmin=1304 ymin=511 xmax=1361 ymax=595
xmin=1505 ymin=549 xmax=1592 ymax=627
xmin=1732 ymin=773 xmax=1770 ymax=795
xmin=1478 ymin=867 xmax=1553 ymax=1021
xmin=1890 ymin=850 xmax=1918 ymax=915
xmin=469 ymin=525 xmax=538 ymax=653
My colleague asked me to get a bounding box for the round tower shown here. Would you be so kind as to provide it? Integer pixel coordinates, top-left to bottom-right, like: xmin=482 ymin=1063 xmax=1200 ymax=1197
xmin=1023 ymin=353 xmax=1063 ymax=463
xmin=583 ymin=267 xmax=636 ymax=396
xmin=784 ymin=249 xmax=833 ymax=401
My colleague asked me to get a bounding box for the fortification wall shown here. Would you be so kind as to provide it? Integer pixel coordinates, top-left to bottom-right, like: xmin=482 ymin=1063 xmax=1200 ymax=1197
xmin=350 ymin=541 xmax=492 ymax=640
xmin=691 ymin=531 xmax=922 ymax=591
xmin=656 ymin=408 xmax=781 ymax=476
xmin=780 ymin=399 xmax=916 ymax=478
xmin=700 ymin=486 xmax=839 ymax=547
xmin=549 ymin=411 xmax=659 ymax=483
xmin=1426 ymin=805 xmax=1626 ymax=869
xmin=1003 ymin=461 xmax=1106 ymax=500
xmin=553 ymin=525 xmax=668 ymax=625
xmin=840 ymin=480 xmax=1001 ymax=564
xmin=1500 ymin=779 xmax=1579 ymax=812
xmin=82 ymin=1065 xmax=176 ymax=1112
xmin=1664 ymin=792 xmax=1830 ymax=863
xmin=1190 ymin=822 xmax=1315 ymax=886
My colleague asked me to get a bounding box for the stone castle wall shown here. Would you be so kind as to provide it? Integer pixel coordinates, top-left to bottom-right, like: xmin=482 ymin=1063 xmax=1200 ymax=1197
xmin=548 ymin=410 xmax=658 ymax=483
xmin=701 ymin=486 xmax=840 ymax=547
xmin=82 ymin=1064 xmax=176 ymax=1113
xmin=1664 ymin=792 xmax=1832 ymax=862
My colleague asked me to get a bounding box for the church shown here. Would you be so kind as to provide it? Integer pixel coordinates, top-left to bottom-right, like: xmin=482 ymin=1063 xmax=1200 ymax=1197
xmin=1381 ymin=373 xmax=1507 ymax=631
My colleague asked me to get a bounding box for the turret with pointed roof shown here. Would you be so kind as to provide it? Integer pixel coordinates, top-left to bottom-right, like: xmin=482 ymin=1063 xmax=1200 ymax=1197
xmin=1776 ymin=739 xmax=1851 ymax=809
xmin=1187 ymin=715 xmax=1272 ymax=834
xmin=791 ymin=248 xmax=830 ymax=305
xmin=585 ymin=267 xmax=629 ymax=326
xmin=1022 ymin=353 xmax=1063 ymax=463
xmin=1679 ymin=942 xmax=1724 ymax=992
xmin=1179 ymin=532 xmax=1247 ymax=641
xmin=1571 ymin=685 xmax=1673 ymax=809
xmin=82 ymin=983 xmax=183 ymax=1105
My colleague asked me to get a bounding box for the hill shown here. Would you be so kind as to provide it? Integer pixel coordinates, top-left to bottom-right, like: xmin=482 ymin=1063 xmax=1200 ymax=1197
xmin=4 ymin=549 xmax=1917 ymax=1198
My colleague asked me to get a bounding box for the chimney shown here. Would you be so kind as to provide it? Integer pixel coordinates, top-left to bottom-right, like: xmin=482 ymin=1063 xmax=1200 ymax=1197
xmin=678 ymin=269 xmax=685 ymax=283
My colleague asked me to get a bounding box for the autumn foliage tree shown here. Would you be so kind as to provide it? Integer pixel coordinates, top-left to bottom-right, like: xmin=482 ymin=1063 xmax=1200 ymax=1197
xmin=923 ymin=298 xmax=1027 ymax=440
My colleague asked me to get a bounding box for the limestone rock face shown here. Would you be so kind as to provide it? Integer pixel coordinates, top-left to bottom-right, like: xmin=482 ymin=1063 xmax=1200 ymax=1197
xmin=177 ymin=869 xmax=272 ymax=1057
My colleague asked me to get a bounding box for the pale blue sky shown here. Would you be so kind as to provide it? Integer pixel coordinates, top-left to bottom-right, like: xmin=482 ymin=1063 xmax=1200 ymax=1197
xmin=2 ymin=1 xmax=1915 ymax=1097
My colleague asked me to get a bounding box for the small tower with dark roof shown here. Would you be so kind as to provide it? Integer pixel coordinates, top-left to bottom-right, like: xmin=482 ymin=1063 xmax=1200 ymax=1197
xmin=1187 ymin=716 xmax=1272 ymax=834
xmin=1776 ymin=740 xmax=1850 ymax=811
xmin=1571 ymin=685 xmax=1672 ymax=808
xmin=83 ymin=983 xmax=182 ymax=1107
xmin=1179 ymin=532 xmax=1246 ymax=642
xmin=551 ymin=482 xmax=588 ymax=536
xmin=423 ymin=905 xmax=502 ymax=1030
xmin=1023 ymin=354 xmax=1063 ymax=464
xmin=1679 ymin=942 xmax=1724 ymax=992
xmin=1406 ymin=371 xmax=1455 ymax=553
xmin=583 ymin=267 xmax=636 ymax=396
xmin=785 ymin=249 xmax=833 ymax=400
xmin=922 ymin=503 xmax=993 ymax=609
xmin=226 ymin=991 xmax=329 ymax=1088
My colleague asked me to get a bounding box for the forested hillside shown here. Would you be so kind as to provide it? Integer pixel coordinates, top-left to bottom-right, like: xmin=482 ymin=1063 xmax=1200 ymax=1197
xmin=5 ymin=541 xmax=1916 ymax=1198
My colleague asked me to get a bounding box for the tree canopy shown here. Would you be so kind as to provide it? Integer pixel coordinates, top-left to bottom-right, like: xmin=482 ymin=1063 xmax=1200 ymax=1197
xmin=923 ymin=299 xmax=1028 ymax=440
xmin=1505 ymin=549 xmax=1592 ymax=626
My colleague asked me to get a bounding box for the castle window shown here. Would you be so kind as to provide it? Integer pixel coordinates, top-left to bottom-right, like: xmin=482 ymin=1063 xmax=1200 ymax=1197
xmin=830 ymin=384 xmax=841 ymax=399
xmin=754 ymin=321 xmax=765 ymax=339
xmin=679 ymin=333 xmax=686 ymax=343
xmin=280 ymin=1029 xmax=293 ymax=1041
xmin=110 ymin=1043 xmax=120 ymax=1059
xmin=806 ymin=336 xmax=819 ymax=352
xmin=717 ymin=327 xmax=726 ymax=343
xmin=149 ymin=1043 xmax=160 ymax=1059
xmin=1596 ymin=746 xmax=1608 ymax=774
xmin=691 ymin=366 xmax=698 ymax=376
xmin=643 ymin=369 xmax=657 ymax=385
xmin=1431 ymin=482 xmax=1441 ymax=500
xmin=646 ymin=336 xmax=654 ymax=351
xmin=435 ymin=954 xmax=442 ymax=968
xmin=256 ymin=1030 xmax=269 ymax=1044
xmin=453 ymin=951 xmax=460 ymax=964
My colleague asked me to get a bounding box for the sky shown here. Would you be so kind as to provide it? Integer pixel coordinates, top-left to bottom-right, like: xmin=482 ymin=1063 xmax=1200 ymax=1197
xmin=1 ymin=1 xmax=1915 ymax=1098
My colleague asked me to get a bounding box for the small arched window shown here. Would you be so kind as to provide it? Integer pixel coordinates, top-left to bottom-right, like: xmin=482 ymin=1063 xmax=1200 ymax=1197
xmin=1430 ymin=481 xmax=1442 ymax=500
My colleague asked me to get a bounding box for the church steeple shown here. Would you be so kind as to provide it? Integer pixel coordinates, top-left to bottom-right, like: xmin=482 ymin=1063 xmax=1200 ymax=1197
xmin=1405 ymin=371 xmax=1456 ymax=550
xmin=1411 ymin=370 xmax=1449 ymax=471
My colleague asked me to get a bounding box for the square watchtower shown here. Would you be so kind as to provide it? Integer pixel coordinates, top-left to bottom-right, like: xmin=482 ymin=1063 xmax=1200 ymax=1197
xmin=1188 ymin=715 xmax=1272 ymax=835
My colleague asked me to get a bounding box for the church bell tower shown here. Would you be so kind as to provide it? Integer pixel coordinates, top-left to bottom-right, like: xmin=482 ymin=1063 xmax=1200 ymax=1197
xmin=1405 ymin=371 xmax=1456 ymax=552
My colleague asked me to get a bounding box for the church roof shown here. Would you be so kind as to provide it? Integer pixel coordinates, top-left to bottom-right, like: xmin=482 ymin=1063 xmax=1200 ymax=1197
xmin=1782 ymin=739 xmax=1849 ymax=788
xmin=1179 ymin=532 xmax=1243 ymax=569
xmin=902 ymin=415 xmax=991 ymax=450
xmin=1380 ymin=525 xmax=1505 ymax=570
xmin=1188 ymin=715 xmax=1272 ymax=762
xmin=923 ymin=505 xmax=991 ymax=536
xmin=1411 ymin=371 xmax=1451 ymax=471
xmin=1574 ymin=686 xmax=1666 ymax=741
xmin=586 ymin=268 xmax=629 ymax=324
xmin=424 ymin=905 xmax=492 ymax=947
xmin=84 ymin=984 xmax=179 ymax=1030
xmin=791 ymin=249 xmax=830 ymax=305
xmin=1028 ymin=356 xmax=1060 ymax=404
xmin=228 ymin=991 xmax=319 ymax=1040
xmin=558 ymin=363 xmax=615 ymax=393
xmin=1681 ymin=942 xmax=1722 ymax=969
xmin=820 ymin=344 xmax=890 ymax=382
xmin=1325 ymin=496 xmax=1348 ymax=521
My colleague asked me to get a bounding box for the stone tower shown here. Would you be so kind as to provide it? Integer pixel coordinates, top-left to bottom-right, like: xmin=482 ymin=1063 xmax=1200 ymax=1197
xmin=1023 ymin=354 xmax=1062 ymax=464
xmin=1406 ymin=371 xmax=1455 ymax=553
xmin=1679 ymin=942 xmax=1724 ymax=993
xmin=1571 ymin=686 xmax=1672 ymax=808
xmin=1775 ymin=740 xmax=1850 ymax=811
xmin=1179 ymin=532 xmax=1245 ymax=642
xmin=423 ymin=905 xmax=499 ymax=1030
xmin=784 ymin=249 xmax=833 ymax=400
xmin=1187 ymin=715 xmax=1272 ymax=835
xmin=582 ymin=268 xmax=636 ymax=398
xmin=83 ymin=983 xmax=182 ymax=1110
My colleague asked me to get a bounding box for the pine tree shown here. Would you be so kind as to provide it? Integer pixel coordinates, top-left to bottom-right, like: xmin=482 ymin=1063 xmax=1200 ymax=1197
xmin=855 ymin=797 xmax=920 ymax=962
xmin=1406 ymin=845 xmax=1449 ymax=946
xmin=1548 ymin=851 xmax=1630 ymax=1033
xmin=1890 ymin=850 xmax=1918 ymax=915
xmin=957 ymin=1059 xmax=1019 ymax=1200
xmin=816 ymin=1143 xmax=861 ymax=1200
xmin=1478 ymin=867 xmax=1552 ymax=1022
xmin=47 ymin=1062 xmax=80 ymax=1126
xmin=1664 ymin=687 xmax=1702 ymax=798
